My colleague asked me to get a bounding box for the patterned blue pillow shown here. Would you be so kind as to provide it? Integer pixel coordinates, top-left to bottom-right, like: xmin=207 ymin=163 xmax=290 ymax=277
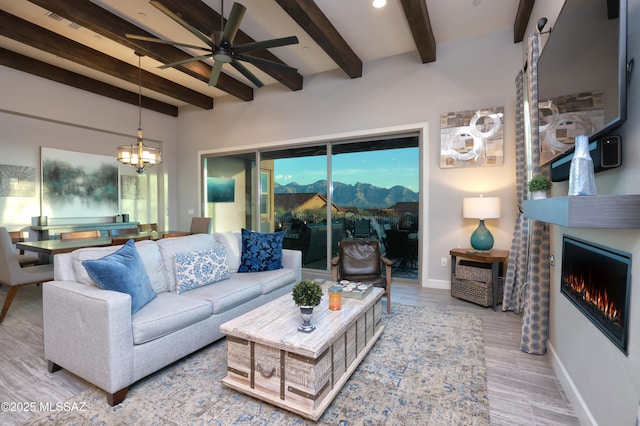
xmin=174 ymin=246 xmax=229 ymax=294
xmin=238 ymin=229 xmax=284 ymax=273
xmin=82 ymin=240 xmax=156 ymax=314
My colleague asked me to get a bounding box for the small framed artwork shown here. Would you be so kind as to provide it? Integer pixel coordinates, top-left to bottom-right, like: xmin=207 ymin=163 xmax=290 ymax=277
xmin=207 ymin=177 xmax=235 ymax=203
xmin=0 ymin=164 xmax=36 ymax=197
xmin=440 ymin=107 xmax=504 ymax=168
xmin=121 ymin=175 xmax=147 ymax=199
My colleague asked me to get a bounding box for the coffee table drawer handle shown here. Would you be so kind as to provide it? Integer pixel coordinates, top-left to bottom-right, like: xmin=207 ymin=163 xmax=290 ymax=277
xmin=257 ymin=363 xmax=275 ymax=378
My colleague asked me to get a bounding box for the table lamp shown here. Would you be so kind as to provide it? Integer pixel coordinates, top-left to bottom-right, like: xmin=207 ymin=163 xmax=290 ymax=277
xmin=463 ymin=196 xmax=501 ymax=251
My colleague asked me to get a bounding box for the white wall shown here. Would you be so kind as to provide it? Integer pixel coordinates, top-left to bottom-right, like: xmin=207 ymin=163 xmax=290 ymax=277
xmin=532 ymin=1 xmax=640 ymax=424
xmin=176 ymin=28 xmax=522 ymax=286
xmin=0 ymin=67 xmax=178 ymax=232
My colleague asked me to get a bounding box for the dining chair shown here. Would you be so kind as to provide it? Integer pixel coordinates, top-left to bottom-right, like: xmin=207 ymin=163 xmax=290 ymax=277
xmin=8 ymin=230 xmax=39 ymax=266
xmin=108 ymin=228 xmax=139 ymax=237
xmin=111 ymin=235 xmax=152 ymax=246
xmin=0 ymin=227 xmax=54 ymax=323
xmin=190 ymin=217 xmax=213 ymax=234
xmin=60 ymin=230 xmax=101 ymax=240
xmin=137 ymin=223 xmax=158 ymax=232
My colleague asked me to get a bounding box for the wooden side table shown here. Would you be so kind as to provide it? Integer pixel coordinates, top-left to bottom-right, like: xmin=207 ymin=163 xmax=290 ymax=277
xmin=449 ymin=248 xmax=509 ymax=311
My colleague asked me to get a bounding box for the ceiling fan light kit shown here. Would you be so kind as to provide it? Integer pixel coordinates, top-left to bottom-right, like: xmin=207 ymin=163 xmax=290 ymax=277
xmin=126 ymin=1 xmax=299 ymax=88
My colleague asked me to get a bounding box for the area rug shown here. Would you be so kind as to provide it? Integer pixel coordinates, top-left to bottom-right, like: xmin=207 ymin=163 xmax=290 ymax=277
xmin=26 ymin=304 xmax=490 ymax=425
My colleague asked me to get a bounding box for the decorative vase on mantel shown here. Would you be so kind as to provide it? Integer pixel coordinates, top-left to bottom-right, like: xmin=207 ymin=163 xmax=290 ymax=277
xmin=568 ymin=135 xmax=596 ymax=196
xmin=298 ymin=306 xmax=316 ymax=333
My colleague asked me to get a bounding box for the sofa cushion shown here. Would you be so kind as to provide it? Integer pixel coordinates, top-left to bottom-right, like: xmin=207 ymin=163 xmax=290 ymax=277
xmin=131 ymin=292 xmax=212 ymax=345
xmin=225 ymin=268 xmax=297 ymax=295
xmin=184 ymin=280 xmax=262 ymax=314
xmin=214 ymin=232 xmax=241 ymax=273
xmin=81 ymin=240 xmax=156 ymax=314
xmin=156 ymin=234 xmax=219 ymax=292
xmin=174 ymin=246 xmax=229 ymax=294
xmin=238 ymin=229 xmax=284 ymax=273
xmin=71 ymin=240 xmax=170 ymax=293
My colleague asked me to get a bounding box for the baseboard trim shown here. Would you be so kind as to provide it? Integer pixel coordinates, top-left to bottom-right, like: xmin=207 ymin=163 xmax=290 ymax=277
xmin=424 ymin=279 xmax=449 ymax=289
xmin=548 ymin=342 xmax=597 ymax=426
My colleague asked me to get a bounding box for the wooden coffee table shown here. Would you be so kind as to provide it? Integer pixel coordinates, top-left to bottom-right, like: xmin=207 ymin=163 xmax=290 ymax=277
xmin=220 ymin=283 xmax=384 ymax=421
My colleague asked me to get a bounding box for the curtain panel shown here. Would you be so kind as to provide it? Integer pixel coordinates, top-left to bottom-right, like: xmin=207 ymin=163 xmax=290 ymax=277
xmin=503 ymin=32 xmax=551 ymax=355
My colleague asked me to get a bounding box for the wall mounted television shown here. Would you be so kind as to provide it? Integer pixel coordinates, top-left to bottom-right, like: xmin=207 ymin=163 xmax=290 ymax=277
xmin=536 ymin=0 xmax=629 ymax=181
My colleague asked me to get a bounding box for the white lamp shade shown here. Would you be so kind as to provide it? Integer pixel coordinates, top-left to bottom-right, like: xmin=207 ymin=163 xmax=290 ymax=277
xmin=463 ymin=196 xmax=501 ymax=219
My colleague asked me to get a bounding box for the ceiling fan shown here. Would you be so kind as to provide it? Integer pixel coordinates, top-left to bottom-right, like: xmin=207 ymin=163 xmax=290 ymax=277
xmin=126 ymin=0 xmax=299 ymax=87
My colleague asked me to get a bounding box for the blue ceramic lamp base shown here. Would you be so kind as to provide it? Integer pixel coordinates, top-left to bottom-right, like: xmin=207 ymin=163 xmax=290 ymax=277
xmin=470 ymin=219 xmax=494 ymax=251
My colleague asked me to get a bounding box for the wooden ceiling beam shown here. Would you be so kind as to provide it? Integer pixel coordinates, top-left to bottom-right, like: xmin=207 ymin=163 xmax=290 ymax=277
xmin=514 ymin=0 xmax=535 ymax=43
xmin=0 ymin=10 xmax=212 ymax=110
xmin=275 ymin=0 xmax=362 ymax=79
xmin=399 ymin=0 xmax=436 ymax=64
xmin=27 ymin=0 xmax=252 ymax=102
xmin=153 ymin=0 xmax=303 ymax=91
xmin=0 ymin=48 xmax=178 ymax=117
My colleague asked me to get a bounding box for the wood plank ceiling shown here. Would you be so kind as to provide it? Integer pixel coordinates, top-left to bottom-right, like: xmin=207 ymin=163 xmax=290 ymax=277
xmin=0 ymin=0 xmax=535 ymax=117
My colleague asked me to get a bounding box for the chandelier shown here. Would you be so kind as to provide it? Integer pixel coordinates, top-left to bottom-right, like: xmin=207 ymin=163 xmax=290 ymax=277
xmin=117 ymin=52 xmax=161 ymax=174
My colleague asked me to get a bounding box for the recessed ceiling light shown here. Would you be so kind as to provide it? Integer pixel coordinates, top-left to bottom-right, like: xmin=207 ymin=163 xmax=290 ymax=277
xmin=372 ymin=0 xmax=387 ymax=8
xmin=472 ymin=0 xmax=481 ymax=5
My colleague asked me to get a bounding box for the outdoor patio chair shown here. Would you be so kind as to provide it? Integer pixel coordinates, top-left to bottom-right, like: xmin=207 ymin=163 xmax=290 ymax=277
xmin=331 ymin=240 xmax=393 ymax=313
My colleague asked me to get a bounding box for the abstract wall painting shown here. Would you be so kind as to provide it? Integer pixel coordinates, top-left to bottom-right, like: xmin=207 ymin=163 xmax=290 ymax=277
xmin=440 ymin=106 xmax=505 ymax=168
xmin=41 ymin=147 xmax=118 ymax=218
xmin=0 ymin=164 xmax=36 ymax=197
xmin=207 ymin=177 xmax=235 ymax=203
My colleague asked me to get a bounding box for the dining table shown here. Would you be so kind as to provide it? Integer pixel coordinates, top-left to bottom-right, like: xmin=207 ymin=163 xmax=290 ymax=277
xmin=15 ymin=231 xmax=191 ymax=257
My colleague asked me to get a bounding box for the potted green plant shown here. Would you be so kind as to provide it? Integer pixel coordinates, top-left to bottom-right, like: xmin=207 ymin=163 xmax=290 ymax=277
xmin=292 ymin=279 xmax=323 ymax=332
xmin=528 ymin=175 xmax=552 ymax=199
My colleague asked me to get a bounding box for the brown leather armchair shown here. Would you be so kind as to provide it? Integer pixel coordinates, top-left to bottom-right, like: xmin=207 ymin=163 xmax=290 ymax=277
xmin=331 ymin=240 xmax=393 ymax=313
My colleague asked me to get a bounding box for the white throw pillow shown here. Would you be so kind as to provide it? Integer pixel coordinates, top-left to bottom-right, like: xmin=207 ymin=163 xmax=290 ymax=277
xmin=214 ymin=231 xmax=241 ymax=273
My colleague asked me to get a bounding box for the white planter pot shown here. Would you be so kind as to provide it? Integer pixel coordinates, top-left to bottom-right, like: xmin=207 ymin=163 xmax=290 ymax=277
xmin=531 ymin=191 xmax=547 ymax=200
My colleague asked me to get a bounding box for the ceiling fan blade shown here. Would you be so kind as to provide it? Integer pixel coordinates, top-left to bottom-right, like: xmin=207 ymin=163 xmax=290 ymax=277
xmin=209 ymin=61 xmax=224 ymax=86
xmin=234 ymin=36 xmax=299 ymax=54
xmin=221 ymin=2 xmax=247 ymax=44
xmin=126 ymin=34 xmax=212 ymax=52
xmin=150 ymin=0 xmax=215 ymax=48
xmin=230 ymin=60 xmax=264 ymax=88
xmin=159 ymin=54 xmax=213 ymax=69
xmin=234 ymin=54 xmax=298 ymax=73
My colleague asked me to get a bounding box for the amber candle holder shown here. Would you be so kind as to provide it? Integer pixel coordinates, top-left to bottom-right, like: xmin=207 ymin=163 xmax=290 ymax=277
xmin=329 ymin=285 xmax=342 ymax=310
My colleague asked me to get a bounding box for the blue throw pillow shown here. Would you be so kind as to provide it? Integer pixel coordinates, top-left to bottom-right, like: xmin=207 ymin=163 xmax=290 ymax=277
xmin=238 ymin=229 xmax=284 ymax=273
xmin=82 ymin=239 xmax=156 ymax=314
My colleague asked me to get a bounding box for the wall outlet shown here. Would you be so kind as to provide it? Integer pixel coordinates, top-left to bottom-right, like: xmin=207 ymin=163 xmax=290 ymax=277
xmin=188 ymin=208 xmax=195 ymax=215
xmin=441 ymin=257 xmax=447 ymax=267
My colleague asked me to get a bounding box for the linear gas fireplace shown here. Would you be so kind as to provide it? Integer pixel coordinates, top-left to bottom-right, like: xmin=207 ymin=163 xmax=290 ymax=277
xmin=561 ymin=235 xmax=631 ymax=354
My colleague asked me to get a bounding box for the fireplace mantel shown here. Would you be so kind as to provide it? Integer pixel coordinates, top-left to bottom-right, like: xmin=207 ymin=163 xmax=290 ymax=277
xmin=523 ymin=195 xmax=640 ymax=228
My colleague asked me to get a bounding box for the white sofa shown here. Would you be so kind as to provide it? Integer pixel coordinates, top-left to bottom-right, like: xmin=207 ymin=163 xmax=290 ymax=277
xmin=43 ymin=232 xmax=301 ymax=405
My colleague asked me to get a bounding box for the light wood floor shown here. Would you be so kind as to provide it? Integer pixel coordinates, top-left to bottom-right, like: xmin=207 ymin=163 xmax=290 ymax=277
xmin=0 ymin=282 xmax=581 ymax=425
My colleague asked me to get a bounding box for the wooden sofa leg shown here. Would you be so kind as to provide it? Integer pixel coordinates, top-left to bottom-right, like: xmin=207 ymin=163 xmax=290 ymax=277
xmin=107 ymin=387 xmax=129 ymax=406
xmin=48 ymin=360 xmax=62 ymax=373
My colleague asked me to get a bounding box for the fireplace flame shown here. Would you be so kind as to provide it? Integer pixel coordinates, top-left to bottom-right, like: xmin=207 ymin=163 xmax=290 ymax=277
xmin=565 ymin=273 xmax=619 ymax=322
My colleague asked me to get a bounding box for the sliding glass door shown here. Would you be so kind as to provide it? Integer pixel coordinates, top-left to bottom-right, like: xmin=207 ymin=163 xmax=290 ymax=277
xmin=201 ymin=134 xmax=420 ymax=280
xmin=262 ymin=146 xmax=329 ymax=271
